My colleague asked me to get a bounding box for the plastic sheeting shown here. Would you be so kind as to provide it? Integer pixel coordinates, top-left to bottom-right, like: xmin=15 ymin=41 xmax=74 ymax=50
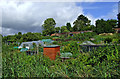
xmin=19 ymin=40 xmax=44 ymax=49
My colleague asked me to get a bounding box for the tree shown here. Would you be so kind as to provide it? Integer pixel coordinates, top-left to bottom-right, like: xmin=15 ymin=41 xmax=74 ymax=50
xmin=16 ymin=32 xmax=22 ymax=40
xmin=20 ymin=32 xmax=40 ymax=42
xmin=60 ymin=26 xmax=70 ymax=33
xmin=73 ymin=14 xmax=91 ymax=31
xmin=34 ymin=32 xmax=42 ymax=40
xmin=95 ymin=19 xmax=104 ymax=34
xmin=117 ymin=13 xmax=120 ymax=28
xmin=18 ymin=32 xmax=22 ymax=35
xmin=95 ymin=19 xmax=114 ymax=34
xmin=42 ymin=18 xmax=56 ymax=36
xmin=66 ymin=22 xmax=72 ymax=32
xmin=107 ymin=19 xmax=117 ymax=28
xmin=42 ymin=30 xmax=49 ymax=36
xmin=55 ymin=27 xmax=60 ymax=33
xmin=89 ymin=25 xmax=95 ymax=31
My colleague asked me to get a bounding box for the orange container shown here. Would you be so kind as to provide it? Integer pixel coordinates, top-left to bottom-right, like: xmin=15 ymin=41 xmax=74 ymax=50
xmin=43 ymin=45 xmax=60 ymax=60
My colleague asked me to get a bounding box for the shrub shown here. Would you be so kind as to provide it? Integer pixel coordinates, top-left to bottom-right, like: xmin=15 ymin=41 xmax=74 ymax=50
xmin=52 ymin=41 xmax=58 ymax=44
xmin=104 ymin=37 xmax=112 ymax=43
xmin=2 ymin=42 xmax=120 ymax=78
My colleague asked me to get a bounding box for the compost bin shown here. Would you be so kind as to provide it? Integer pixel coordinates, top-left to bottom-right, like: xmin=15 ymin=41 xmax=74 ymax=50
xmin=43 ymin=45 xmax=60 ymax=60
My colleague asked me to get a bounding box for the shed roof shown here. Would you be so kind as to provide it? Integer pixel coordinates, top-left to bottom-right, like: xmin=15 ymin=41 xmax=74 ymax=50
xmin=20 ymin=40 xmax=44 ymax=46
xmin=44 ymin=45 xmax=60 ymax=48
xmin=80 ymin=41 xmax=96 ymax=45
xmin=41 ymin=39 xmax=52 ymax=42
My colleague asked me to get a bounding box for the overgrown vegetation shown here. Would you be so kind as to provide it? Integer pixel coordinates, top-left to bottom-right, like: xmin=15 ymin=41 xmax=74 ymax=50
xmin=2 ymin=42 xmax=120 ymax=78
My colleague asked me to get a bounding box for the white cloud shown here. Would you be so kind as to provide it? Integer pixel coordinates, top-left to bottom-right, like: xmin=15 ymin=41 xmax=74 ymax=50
xmin=3 ymin=0 xmax=119 ymax=2
xmin=1 ymin=1 xmax=84 ymax=35
xmin=0 ymin=1 xmax=118 ymax=35
xmin=2 ymin=27 xmax=16 ymax=35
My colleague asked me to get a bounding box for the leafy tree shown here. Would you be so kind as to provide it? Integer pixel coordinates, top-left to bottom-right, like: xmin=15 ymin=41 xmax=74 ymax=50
xmin=55 ymin=27 xmax=60 ymax=33
xmin=60 ymin=26 xmax=70 ymax=33
xmin=42 ymin=18 xmax=56 ymax=36
xmin=95 ymin=19 xmax=114 ymax=34
xmin=34 ymin=32 xmax=42 ymax=40
xmin=117 ymin=13 xmax=120 ymax=28
xmin=6 ymin=35 xmax=17 ymax=42
xmin=107 ymin=19 xmax=117 ymax=28
xmin=20 ymin=32 xmax=39 ymax=42
xmin=95 ymin=19 xmax=104 ymax=34
xmin=18 ymin=32 xmax=22 ymax=35
xmin=2 ymin=32 xmax=43 ymax=43
xmin=89 ymin=25 xmax=95 ymax=31
xmin=66 ymin=22 xmax=72 ymax=32
xmin=42 ymin=30 xmax=48 ymax=36
xmin=73 ymin=14 xmax=91 ymax=31
xmin=16 ymin=32 xmax=22 ymax=40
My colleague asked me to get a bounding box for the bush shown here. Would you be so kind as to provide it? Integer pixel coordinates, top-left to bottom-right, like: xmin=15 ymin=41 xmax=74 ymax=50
xmin=52 ymin=41 xmax=58 ymax=44
xmin=104 ymin=37 xmax=112 ymax=43
xmin=2 ymin=43 xmax=120 ymax=78
xmin=72 ymin=32 xmax=97 ymax=41
xmin=87 ymin=45 xmax=120 ymax=77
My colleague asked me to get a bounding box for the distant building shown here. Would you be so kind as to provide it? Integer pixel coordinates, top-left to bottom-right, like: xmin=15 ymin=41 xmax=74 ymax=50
xmin=51 ymin=33 xmax=61 ymax=36
xmin=114 ymin=28 xmax=120 ymax=33
xmin=51 ymin=31 xmax=93 ymax=36
xmin=18 ymin=40 xmax=44 ymax=49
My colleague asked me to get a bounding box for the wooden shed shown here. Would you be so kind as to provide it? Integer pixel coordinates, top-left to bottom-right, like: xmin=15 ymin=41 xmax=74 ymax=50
xmin=43 ymin=45 xmax=60 ymax=60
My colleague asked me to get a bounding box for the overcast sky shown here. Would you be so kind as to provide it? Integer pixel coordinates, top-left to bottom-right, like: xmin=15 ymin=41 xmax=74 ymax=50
xmin=0 ymin=0 xmax=119 ymax=36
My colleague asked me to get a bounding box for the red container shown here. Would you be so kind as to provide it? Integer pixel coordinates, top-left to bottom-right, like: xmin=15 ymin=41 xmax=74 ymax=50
xmin=43 ymin=45 xmax=60 ymax=60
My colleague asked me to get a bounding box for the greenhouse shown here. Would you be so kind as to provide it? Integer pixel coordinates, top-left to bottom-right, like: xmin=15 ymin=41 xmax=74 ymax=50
xmin=79 ymin=41 xmax=105 ymax=52
xmin=18 ymin=40 xmax=44 ymax=49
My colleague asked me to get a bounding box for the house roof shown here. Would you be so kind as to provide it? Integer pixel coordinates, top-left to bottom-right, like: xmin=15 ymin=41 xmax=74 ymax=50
xmin=114 ymin=28 xmax=120 ymax=30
